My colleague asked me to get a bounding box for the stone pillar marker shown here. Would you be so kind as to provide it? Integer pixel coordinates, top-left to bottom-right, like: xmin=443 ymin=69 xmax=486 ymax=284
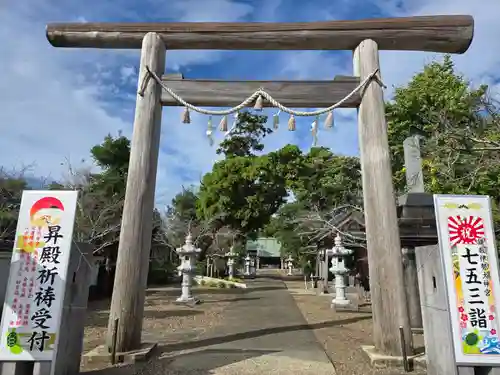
xmin=402 ymin=134 xmax=424 ymax=329
xmin=321 ymin=249 xmax=330 ymax=294
xmin=176 ymin=234 xmax=201 ymax=303
xmin=286 ymin=255 xmax=294 ymax=276
xmin=226 ymin=246 xmax=237 ymax=279
xmin=250 ymin=256 xmax=256 ymax=276
xmin=330 ymin=234 xmax=353 ymax=308
xmin=403 ymin=135 xmax=424 ymax=193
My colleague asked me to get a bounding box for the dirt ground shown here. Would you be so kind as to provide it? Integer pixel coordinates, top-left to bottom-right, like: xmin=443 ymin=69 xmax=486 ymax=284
xmin=284 ymin=280 xmax=427 ymax=375
xmin=81 ymin=285 xmax=244 ymax=372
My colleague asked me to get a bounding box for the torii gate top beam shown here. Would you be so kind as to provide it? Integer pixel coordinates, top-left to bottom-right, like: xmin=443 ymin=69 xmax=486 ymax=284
xmin=46 ymin=15 xmax=474 ymax=54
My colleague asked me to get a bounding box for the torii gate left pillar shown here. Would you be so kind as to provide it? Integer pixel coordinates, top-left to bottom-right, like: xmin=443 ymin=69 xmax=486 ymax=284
xmin=105 ymin=33 xmax=165 ymax=352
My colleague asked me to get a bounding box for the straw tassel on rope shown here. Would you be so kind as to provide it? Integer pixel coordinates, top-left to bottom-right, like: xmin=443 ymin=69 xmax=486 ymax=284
xmin=232 ymin=112 xmax=239 ymax=127
xmin=182 ymin=107 xmax=191 ymax=124
xmin=219 ymin=115 xmax=228 ymax=131
xmin=324 ymin=111 xmax=334 ymax=129
xmin=254 ymin=94 xmax=264 ymax=111
xmin=311 ymin=116 xmax=319 ymax=146
xmin=288 ymin=115 xmax=296 ymax=131
xmin=206 ymin=116 xmax=214 ymax=146
xmin=273 ymin=113 xmax=279 ymax=129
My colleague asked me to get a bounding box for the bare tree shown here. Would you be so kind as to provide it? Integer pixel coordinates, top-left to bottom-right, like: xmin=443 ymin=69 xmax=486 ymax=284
xmin=296 ymin=204 xmax=366 ymax=252
xmin=58 ymin=161 xmax=124 ymax=255
xmin=153 ymin=207 xmax=214 ymax=258
xmin=0 ymin=165 xmax=36 ymax=243
xmin=208 ymin=225 xmax=240 ymax=256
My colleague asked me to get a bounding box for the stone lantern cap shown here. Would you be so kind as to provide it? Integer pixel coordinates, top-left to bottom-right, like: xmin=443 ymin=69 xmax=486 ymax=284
xmin=176 ymin=233 xmax=201 ymax=256
xmin=225 ymin=246 xmax=237 ymax=258
xmin=331 ymin=234 xmax=353 ymax=256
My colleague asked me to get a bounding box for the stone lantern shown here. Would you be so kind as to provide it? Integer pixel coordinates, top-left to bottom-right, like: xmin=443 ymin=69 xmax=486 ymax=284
xmin=176 ymin=233 xmax=201 ymax=303
xmin=286 ymin=255 xmax=294 ymax=276
xmin=244 ymin=254 xmax=251 ymax=276
xmin=329 ymin=234 xmax=353 ymax=309
xmin=226 ymin=246 xmax=237 ymax=279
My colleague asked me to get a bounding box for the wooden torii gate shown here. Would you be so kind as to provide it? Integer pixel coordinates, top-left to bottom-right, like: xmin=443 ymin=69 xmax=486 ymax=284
xmin=46 ymin=15 xmax=474 ymax=358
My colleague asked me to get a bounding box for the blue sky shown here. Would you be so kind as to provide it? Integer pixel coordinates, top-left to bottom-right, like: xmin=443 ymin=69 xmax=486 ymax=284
xmin=1 ymin=0 xmax=499 ymax=207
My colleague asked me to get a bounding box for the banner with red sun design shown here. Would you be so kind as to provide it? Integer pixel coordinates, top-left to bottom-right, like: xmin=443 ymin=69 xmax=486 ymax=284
xmin=448 ymin=215 xmax=485 ymax=246
xmin=0 ymin=191 xmax=78 ymax=362
xmin=434 ymin=195 xmax=500 ymax=365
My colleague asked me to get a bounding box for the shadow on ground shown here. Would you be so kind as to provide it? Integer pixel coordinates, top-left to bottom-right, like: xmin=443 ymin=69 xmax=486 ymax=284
xmin=88 ymin=309 xmax=204 ymax=327
xmin=158 ymin=315 xmax=372 ymax=353
xmin=161 ymin=348 xmax=282 ymax=371
xmin=145 ymin=284 xmax=285 ymax=299
xmin=83 ymin=348 xmax=281 ymax=375
xmin=254 ymin=273 xmax=305 ymax=281
xmin=146 ymin=287 xmax=246 ymax=298
xmin=246 ymin=285 xmax=285 ymax=292
xmin=201 ymin=297 xmax=261 ymax=304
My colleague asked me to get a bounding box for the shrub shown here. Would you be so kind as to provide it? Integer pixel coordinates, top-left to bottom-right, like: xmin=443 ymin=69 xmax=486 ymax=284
xmin=225 ymin=276 xmax=242 ymax=283
xmin=208 ymin=281 xmax=219 ymax=288
xmin=200 ymin=279 xmax=206 ymax=286
xmin=218 ymin=281 xmax=226 ymax=288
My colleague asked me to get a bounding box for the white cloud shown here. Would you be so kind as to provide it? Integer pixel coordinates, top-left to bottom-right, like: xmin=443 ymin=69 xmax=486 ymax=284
xmin=3 ymin=0 xmax=497 ymax=209
xmin=0 ymin=0 xmax=256 ymax=206
xmin=170 ymin=0 xmax=252 ymax=21
xmin=377 ymin=0 xmax=500 ymax=96
xmin=272 ymin=0 xmax=500 ymax=156
xmin=0 ymin=13 xmax=127 ymax=181
xmin=159 ymin=0 xmax=254 ymax=71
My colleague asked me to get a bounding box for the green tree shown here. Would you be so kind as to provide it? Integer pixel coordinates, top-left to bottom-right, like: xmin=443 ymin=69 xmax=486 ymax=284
xmin=216 ymin=111 xmax=272 ymax=158
xmin=198 ymin=155 xmax=288 ymax=236
xmin=198 ymin=111 xmax=289 ymax=237
xmin=168 ymin=186 xmax=199 ymax=222
xmin=292 ymin=147 xmax=362 ymax=210
xmin=263 ymin=147 xmax=363 ymax=264
xmin=89 ymin=134 xmax=131 ymax=197
xmin=200 ymin=111 xmax=366 ymax=265
xmin=263 ymin=201 xmax=310 ymax=260
xmin=387 ymin=55 xmax=499 ymax=197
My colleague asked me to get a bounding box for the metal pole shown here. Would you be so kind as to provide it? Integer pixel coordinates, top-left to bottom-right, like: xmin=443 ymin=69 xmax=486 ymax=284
xmin=399 ymin=325 xmax=410 ymax=372
xmin=110 ymin=318 xmax=119 ymax=364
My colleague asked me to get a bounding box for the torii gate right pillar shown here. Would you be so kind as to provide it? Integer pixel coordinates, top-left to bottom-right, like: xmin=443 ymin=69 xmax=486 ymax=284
xmin=354 ymin=39 xmax=412 ymax=356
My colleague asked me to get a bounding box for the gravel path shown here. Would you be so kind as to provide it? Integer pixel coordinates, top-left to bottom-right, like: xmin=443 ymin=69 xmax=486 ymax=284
xmin=283 ymin=279 xmax=427 ymax=375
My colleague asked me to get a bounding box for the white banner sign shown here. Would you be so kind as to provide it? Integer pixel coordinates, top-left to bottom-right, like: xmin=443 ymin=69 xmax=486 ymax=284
xmin=434 ymin=195 xmax=500 ymax=365
xmin=0 ymin=191 xmax=78 ymax=361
